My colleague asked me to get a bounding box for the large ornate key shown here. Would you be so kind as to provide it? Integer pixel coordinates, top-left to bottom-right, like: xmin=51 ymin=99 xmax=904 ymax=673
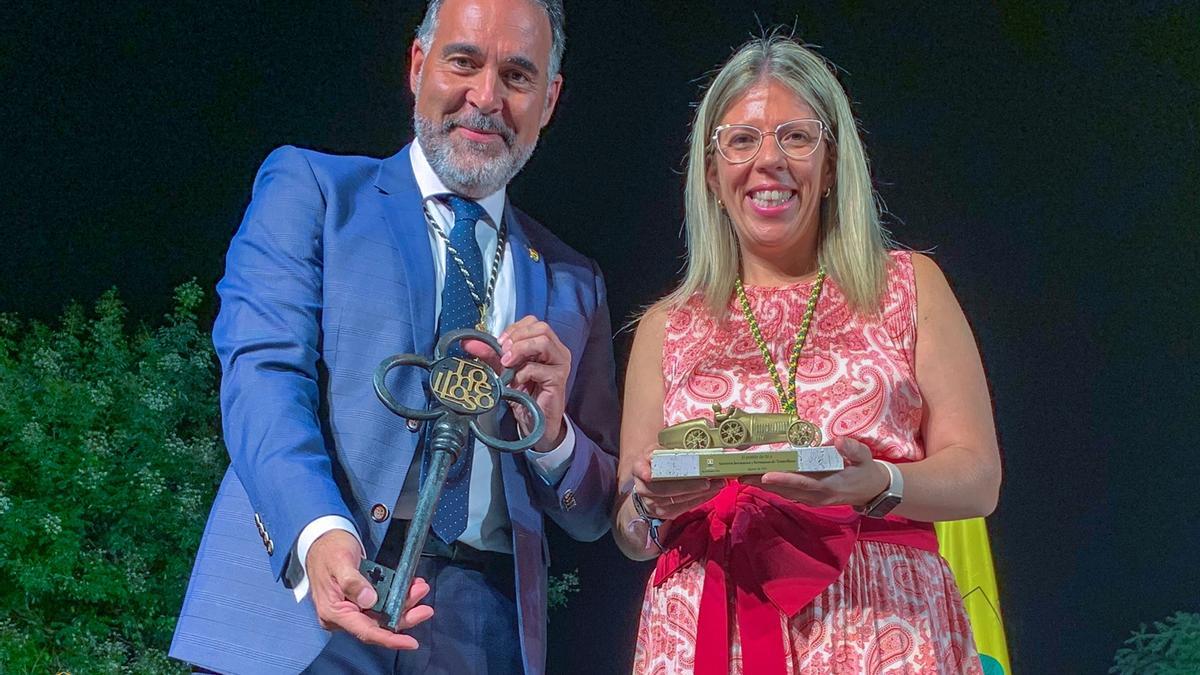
xmin=360 ymin=328 xmax=544 ymax=630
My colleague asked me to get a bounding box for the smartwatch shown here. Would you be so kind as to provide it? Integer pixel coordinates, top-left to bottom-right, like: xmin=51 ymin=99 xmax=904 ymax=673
xmin=855 ymin=459 xmax=904 ymax=519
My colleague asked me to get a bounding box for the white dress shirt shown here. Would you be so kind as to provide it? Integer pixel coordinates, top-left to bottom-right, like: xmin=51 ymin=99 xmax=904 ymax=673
xmin=290 ymin=140 xmax=576 ymax=600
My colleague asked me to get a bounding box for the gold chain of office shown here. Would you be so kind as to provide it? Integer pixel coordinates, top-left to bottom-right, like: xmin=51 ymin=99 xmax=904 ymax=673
xmin=733 ymin=266 xmax=826 ymax=418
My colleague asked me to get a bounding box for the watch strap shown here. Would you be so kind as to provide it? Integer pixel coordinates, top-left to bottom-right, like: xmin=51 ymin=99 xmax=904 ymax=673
xmin=856 ymin=459 xmax=904 ymax=518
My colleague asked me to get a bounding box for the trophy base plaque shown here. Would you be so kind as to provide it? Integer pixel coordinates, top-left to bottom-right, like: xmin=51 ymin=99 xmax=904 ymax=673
xmin=650 ymin=445 xmax=844 ymax=481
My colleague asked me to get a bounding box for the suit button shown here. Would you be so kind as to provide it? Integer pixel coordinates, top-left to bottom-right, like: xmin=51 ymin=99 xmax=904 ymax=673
xmin=561 ymin=489 xmax=577 ymax=511
xmin=371 ymin=503 xmax=390 ymax=523
xmin=406 ymin=418 xmax=421 ymax=432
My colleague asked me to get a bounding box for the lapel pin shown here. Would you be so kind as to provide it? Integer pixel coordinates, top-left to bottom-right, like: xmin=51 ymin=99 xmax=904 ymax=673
xmin=528 ymin=248 xmax=540 ymax=262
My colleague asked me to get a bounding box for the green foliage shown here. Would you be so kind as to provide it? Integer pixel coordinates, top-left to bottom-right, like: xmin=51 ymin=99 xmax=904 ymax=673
xmin=547 ymin=569 xmax=580 ymax=611
xmin=1111 ymin=611 xmax=1200 ymax=675
xmin=0 ymin=282 xmax=226 ymax=674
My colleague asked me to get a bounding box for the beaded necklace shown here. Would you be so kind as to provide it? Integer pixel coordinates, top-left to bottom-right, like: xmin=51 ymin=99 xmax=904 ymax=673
xmin=733 ymin=267 xmax=826 ymax=418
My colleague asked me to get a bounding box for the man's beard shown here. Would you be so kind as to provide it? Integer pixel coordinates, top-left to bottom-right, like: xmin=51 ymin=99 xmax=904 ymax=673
xmin=414 ymin=109 xmax=538 ymax=199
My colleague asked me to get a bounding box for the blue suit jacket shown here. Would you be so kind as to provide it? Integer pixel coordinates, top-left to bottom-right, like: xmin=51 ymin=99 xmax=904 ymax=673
xmin=171 ymin=145 xmax=620 ymax=674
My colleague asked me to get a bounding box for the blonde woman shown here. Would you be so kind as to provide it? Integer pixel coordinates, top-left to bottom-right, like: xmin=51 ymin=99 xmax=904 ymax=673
xmin=614 ymin=35 xmax=1000 ymax=674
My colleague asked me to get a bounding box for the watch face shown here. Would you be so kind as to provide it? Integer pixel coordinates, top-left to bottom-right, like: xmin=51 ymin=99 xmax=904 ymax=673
xmin=867 ymin=494 xmax=902 ymax=519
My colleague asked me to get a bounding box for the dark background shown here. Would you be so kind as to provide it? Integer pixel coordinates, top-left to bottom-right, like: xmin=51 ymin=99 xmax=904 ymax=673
xmin=4 ymin=1 xmax=1198 ymax=672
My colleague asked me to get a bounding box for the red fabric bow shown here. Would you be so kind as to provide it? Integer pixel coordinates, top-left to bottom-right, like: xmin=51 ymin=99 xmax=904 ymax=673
xmin=653 ymin=481 xmax=861 ymax=675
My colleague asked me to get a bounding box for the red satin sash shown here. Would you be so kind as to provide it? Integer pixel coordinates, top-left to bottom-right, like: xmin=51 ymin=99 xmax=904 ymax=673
xmin=652 ymin=481 xmax=938 ymax=675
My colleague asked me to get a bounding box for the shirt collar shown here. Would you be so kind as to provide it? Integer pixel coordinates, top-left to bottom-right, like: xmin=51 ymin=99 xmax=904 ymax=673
xmin=410 ymin=139 xmax=507 ymax=228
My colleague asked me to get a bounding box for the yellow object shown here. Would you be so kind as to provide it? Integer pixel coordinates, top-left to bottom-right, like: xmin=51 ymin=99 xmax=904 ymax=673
xmin=936 ymin=518 xmax=1012 ymax=675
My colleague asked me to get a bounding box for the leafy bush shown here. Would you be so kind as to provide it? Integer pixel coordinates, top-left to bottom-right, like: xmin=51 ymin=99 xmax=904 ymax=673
xmin=0 ymin=281 xmax=585 ymax=671
xmin=0 ymin=283 xmax=225 ymax=674
xmin=1111 ymin=611 xmax=1200 ymax=675
xmin=547 ymin=568 xmax=580 ymax=611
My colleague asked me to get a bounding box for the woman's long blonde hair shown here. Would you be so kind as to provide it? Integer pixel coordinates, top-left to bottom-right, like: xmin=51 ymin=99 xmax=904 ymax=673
xmin=663 ymin=34 xmax=893 ymax=318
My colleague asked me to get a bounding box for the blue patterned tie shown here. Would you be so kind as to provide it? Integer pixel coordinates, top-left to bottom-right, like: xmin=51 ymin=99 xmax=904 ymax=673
xmin=428 ymin=194 xmax=488 ymax=544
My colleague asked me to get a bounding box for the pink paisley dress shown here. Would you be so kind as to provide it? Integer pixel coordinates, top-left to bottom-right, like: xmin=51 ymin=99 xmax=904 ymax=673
xmin=633 ymin=252 xmax=982 ymax=675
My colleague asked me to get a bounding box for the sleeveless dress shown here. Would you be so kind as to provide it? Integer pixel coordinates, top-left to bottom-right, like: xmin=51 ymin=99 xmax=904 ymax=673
xmin=633 ymin=252 xmax=983 ymax=675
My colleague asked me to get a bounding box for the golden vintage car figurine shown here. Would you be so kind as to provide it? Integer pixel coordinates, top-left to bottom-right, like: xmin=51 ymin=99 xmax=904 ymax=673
xmin=658 ymin=404 xmax=822 ymax=450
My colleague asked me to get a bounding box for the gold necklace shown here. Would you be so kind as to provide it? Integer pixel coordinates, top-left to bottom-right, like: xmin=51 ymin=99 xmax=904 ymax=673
xmin=733 ymin=267 xmax=826 ymax=418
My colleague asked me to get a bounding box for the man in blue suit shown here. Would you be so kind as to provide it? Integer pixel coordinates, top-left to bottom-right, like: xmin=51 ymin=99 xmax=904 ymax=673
xmin=170 ymin=0 xmax=618 ymax=672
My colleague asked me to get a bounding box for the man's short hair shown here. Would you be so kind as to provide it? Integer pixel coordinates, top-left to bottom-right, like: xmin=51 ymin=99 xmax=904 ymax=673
xmin=416 ymin=0 xmax=566 ymax=81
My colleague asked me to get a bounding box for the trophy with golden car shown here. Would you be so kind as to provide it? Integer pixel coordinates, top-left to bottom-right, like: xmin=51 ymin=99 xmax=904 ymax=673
xmin=651 ymin=403 xmax=843 ymax=480
xmin=651 ymin=268 xmax=844 ymax=480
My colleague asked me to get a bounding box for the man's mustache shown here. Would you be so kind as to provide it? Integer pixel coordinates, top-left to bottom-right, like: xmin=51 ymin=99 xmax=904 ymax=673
xmin=443 ymin=112 xmax=516 ymax=147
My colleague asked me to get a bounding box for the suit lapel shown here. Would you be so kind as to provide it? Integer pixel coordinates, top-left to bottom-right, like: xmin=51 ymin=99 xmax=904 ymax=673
xmin=375 ymin=145 xmax=437 ymax=357
xmin=501 ymin=206 xmax=550 ymax=673
xmin=506 ymin=201 xmax=548 ymax=323
xmin=501 ymin=200 xmax=547 ymax=523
